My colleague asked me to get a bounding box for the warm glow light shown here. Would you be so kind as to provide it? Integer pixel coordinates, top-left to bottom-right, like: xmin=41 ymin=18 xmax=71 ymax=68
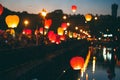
xmin=61 ymin=23 xmax=67 ymax=30
xmin=71 ymin=5 xmax=77 ymax=13
xmin=69 ymin=31 xmax=73 ymax=38
xmin=24 ymin=20 xmax=29 ymax=26
xmin=67 ymin=22 xmax=70 ymax=26
xmin=44 ymin=19 xmax=52 ymax=29
xmin=86 ymin=73 xmax=88 ymax=80
xmin=57 ymin=27 xmax=64 ymax=35
xmin=5 ymin=15 xmax=20 ymax=28
xmin=50 ymin=33 xmax=56 ymax=43
xmin=22 ymin=29 xmax=32 ymax=35
xmin=55 ymin=35 xmax=61 ymax=44
xmin=41 ymin=8 xmax=47 ymax=17
xmin=63 ymin=15 xmax=67 ymax=20
xmin=80 ymin=29 xmax=83 ymax=32
xmin=48 ymin=31 xmax=55 ymax=41
xmin=70 ymin=56 xmax=84 ymax=70
xmin=75 ymin=26 xmax=78 ymax=30
xmin=60 ymin=35 xmax=66 ymax=41
xmin=39 ymin=27 xmax=43 ymax=34
xmin=6 ymin=29 xmax=15 ymax=36
xmin=73 ymin=32 xmax=77 ymax=38
xmin=85 ymin=14 xmax=92 ymax=21
xmin=94 ymin=16 xmax=98 ymax=20
xmin=83 ymin=48 xmax=91 ymax=72
xmin=92 ymin=56 xmax=96 ymax=73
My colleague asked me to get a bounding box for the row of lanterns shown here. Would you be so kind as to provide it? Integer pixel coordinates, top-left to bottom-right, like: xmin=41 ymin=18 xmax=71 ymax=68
xmin=71 ymin=4 xmax=93 ymax=21
xmin=71 ymin=4 xmax=92 ymax=22
xmin=1 ymin=3 xmax=93 ymax=43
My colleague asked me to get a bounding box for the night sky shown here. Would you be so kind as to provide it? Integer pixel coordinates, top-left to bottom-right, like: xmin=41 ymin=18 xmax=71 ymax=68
xmin=0 ymin=0 xmax=120 ymax=16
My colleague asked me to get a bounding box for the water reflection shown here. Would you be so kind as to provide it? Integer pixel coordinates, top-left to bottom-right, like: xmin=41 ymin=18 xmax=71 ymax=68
xmin=83 ymin=45 xmax=120 ymax=80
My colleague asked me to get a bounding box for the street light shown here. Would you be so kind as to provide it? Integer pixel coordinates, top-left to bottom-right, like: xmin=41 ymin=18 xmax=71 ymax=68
xmin=41 ymin=8 xmax=47 ymax=18
xmin=40 ymin=8 xmax=47 ymax=44
xmin=24 ymin=20 xmax=29 ymax=27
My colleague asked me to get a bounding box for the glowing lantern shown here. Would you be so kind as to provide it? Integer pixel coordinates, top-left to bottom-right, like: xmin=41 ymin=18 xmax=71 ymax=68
xmin=57 ymin=27 xmax=64 ymax=35
xmin=5 ymin=15 xmax=20 ymax=28
xmin=22 ymin=29 xmax=32 ymax=35
xmin=69 ymin=31 xmax=73 ymax=38
xmin=61 ymin=23 xmax=67 ymax=30
xmin=44 ymin=19 xmax=52 ymax=29
xmin=35 ymin=29 xmax=39 ymax=35
xmin=39 ymin=27 xmax=43 ymax=34
xmin=73 ymin=32 xmax=77 ymax=38
xmin=60 ymin=35 xmax=66 ymax=41
xmin=6 ymin=29 xmax=15 ymax=35
xmin=70 ymin=56 xmax=84 ymax=70
xmin=71 ymin=5 xmax=77 ymax=13
xmin=55 ymin=35 xmax=61 ymax=44
xmin=0 ymin=4 xmax=3 ymax=15
xmin=48 ymin=31 xmax=54 ymax=40
xmin=85 ymin=14 xmax=92 ymax=21
xmin=50 ymin=33 xmax=56 ymax=43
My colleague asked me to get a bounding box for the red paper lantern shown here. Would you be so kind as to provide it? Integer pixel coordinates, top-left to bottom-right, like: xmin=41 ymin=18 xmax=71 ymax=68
xmin=60 ymin=35 xmax=66 ymax=41
xmin=48 ymin=31 xmax=54 ymax=40
xmin=71 ymin=5 xmax=77 ymax=13
xmin=61 ymin=23 xmax=67 ymax=30
xmin=51 ymin=34 xmax=56 ymax=43
xmin=55 ymin=34 xmax=61 ymax=44
xmin=22 ymin=29 xmax=32 ymax=35
xmin=70 ymin=56 xmax=84 ymax=70
xmin=50 ymin=33 xmax=56 ymax=43
xmin=39 ymin=27 xmax=43 ymax=34
xmin=44 ymin=19 xmax=52 ymax=29
xmin=0 ymin=4 xmax=3 ymax=15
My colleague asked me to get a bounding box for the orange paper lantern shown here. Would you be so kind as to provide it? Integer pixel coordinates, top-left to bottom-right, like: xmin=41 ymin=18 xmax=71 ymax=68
xmin=5 ymin=15 xmax=20 ymax=28
xmin=85 ymin=14 xmax=92 ymax=21
xmin=57 ymin=27 xmax=64 ymax=35
xmin=70 ymin=56 xmax=84 ymax=70
xmin=60 ymin=35 xmax=66 ymax=41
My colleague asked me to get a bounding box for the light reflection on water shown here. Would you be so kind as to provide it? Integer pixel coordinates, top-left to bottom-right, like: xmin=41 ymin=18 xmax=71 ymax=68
xmin=82 ymin=45 xmax=120 ymax=80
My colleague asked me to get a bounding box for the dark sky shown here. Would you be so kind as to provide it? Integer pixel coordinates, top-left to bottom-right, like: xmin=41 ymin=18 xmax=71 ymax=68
xmin=0 ymin=0 xmax=120 ymax=16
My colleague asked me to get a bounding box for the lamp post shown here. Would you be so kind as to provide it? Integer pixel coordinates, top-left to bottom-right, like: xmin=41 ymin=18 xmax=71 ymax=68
xmin=40 ymin=8 xmax=47 ymax=44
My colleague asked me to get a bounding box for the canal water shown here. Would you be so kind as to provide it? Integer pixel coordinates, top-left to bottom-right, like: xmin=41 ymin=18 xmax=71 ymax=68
xmin=16 ymin=44 xmax=120 ymax=80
